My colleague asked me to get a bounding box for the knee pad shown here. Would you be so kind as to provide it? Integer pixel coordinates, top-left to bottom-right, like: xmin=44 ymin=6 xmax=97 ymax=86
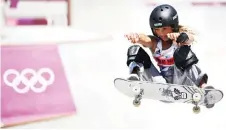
xmin=173 ymin=45 xmax=199 ymax=71
xmin=126 ymin=45 xmax=152 ymax=69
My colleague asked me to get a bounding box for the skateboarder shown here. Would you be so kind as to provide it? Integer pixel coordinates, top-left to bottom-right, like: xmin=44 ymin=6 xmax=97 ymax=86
xmin=124 ymin=4 xmax=209 ymax=88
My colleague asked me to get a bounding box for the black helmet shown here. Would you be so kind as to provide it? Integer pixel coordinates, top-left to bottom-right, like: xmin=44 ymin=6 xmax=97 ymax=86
xmin=149 ymin=4 xmax=179 ymax=35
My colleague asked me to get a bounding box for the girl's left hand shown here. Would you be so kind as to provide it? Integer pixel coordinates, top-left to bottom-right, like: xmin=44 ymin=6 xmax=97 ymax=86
xmin=176 ymin=32 xmax=189 ymax=44
xmin=167 ymin=32 xmax=189 ymax=45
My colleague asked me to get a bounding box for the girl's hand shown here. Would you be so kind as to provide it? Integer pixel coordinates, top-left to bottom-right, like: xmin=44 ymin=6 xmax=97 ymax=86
xmin=167 ymin=33 xmax=180 ymax=41
xmin=176 ymin=32 xmax=189 ymax=45
xmin=124 ymin=33 xmax=140 ymax=43
xmin=167 ymin=32 xmax=190 ymax=45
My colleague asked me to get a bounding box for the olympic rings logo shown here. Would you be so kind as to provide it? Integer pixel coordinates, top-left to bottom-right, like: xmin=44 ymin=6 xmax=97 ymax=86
xmin=3 ymin=68 xmax=55 ymax=94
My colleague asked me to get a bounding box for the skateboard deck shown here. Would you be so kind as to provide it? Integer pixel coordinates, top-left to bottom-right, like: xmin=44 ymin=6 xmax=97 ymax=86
xmin=114 ymin=78 xmax=223 ymax=113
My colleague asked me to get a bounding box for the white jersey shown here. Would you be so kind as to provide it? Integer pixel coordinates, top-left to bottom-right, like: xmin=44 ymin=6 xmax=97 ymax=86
xmin=153 ymin=40 xmax=178 ymax=72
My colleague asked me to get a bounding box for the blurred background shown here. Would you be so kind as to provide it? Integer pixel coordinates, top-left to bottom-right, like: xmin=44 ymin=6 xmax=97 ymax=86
xmin=1 ymin=0 xmax=226 ymax=34
xmin=1 ymin=0 xmax=226 ymax=129
xmin=1 ymin=0 xmax=226 ymax=41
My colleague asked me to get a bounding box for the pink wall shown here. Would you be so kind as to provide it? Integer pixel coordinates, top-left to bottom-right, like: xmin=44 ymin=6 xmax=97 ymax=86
xmin=1 ymin=44 xmax=76 ymax=127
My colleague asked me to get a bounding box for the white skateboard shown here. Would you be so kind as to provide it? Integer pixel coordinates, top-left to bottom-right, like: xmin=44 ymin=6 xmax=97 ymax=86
xmin=114 ymin=78 xmax=223 ymax=114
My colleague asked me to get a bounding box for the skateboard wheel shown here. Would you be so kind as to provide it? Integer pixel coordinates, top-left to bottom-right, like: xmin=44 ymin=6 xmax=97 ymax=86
xmin=193 ymin=106 xmax=200 ymax=114
xmin=193 ymin=93 xmax=202 ymax=102
xmin=133 ymin=100 xmax=141 ymax=107
xmin=132 ymin=86 xmax=141 ymax=95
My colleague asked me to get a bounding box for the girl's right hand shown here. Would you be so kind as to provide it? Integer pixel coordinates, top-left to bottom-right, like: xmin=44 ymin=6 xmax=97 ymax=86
xmin=124 ymin=33 xmax=140 ymax=43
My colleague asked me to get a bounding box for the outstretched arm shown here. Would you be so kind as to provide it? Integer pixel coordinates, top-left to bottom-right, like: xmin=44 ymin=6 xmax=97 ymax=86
xmin=124 ymin=33 xmax=156 ymax=48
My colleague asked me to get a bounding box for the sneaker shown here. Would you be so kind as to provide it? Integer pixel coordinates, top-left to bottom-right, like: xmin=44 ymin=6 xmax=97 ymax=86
xmin=127 ymin=73 xmax=140 ymax=81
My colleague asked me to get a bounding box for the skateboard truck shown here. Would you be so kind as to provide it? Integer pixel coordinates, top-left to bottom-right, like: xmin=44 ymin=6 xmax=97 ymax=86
xmin=132 ymin=86 xmax=144 ymax=107
xmin=192 ymin=93 xmax=202 ymax=114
